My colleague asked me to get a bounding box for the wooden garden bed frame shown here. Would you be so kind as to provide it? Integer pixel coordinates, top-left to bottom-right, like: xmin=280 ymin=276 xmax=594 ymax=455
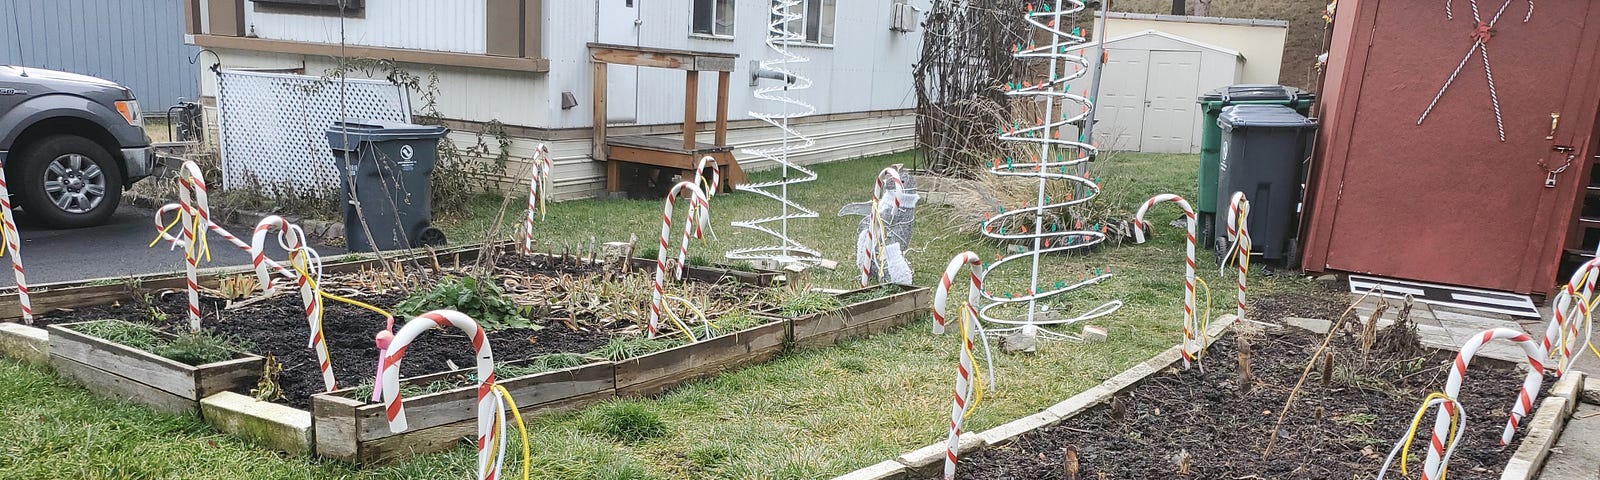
xmin=0 ymin=236 xmax=930 ymax=465
xmin=46 ymin=320 xmax=263 ymax=415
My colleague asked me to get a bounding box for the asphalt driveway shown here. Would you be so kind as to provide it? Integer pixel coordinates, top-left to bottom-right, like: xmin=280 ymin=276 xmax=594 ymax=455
xmin=0 ymin=203 xmax=334 ymax=286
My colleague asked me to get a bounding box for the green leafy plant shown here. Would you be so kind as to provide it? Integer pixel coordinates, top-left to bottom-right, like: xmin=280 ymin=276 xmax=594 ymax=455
xmin=590 ymin=336 xmax=682 ymax=362
xmin=72 ymin=320 xmax=250 ymax=366
xmin=708 ymin=311 xmax=768 ymax=336
xmin=397 ymin=276 xmax=535 ymax=330
xmin=591 ymin=402 xmax=668 ymax=443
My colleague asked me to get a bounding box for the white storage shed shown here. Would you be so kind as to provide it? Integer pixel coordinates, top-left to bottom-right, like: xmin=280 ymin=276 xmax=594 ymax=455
xmin=1090 ymin=30 xmax=1243 ymax=153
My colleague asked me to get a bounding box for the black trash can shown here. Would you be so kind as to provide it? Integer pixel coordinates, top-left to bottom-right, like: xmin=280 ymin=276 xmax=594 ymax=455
xmin=326 ymin=120 xmax=449 ymax=252
xmin=1197 ymin=84 xmax=1314 ymax=250
xmin=1216 ymin=105 xmax=1317 ymax=264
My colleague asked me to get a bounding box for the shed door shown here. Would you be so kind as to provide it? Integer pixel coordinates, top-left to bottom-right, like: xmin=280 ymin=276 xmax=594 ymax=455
xmin=1141 ymin=50 xmax=1201 ymax=153
xmin=1321 ymin=0 xmax=1597 ymax=292
xmin=599 ymin=0 xmax=639 ymax=124
xmin=1094 ymin=48 xmax=1148 ymax=151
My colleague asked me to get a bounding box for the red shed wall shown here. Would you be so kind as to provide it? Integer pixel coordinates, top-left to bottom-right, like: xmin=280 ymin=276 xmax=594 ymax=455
xmin=1302 ymin=0 xmax=1600 ymax=294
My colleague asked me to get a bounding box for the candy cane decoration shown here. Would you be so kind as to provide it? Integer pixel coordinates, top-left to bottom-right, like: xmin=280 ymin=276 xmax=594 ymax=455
xmin=381 ymin=310 xmax=504 ymax=480
xmin=153 ymin=207 xmax=296 ymax=287
xmin=727 ymin=0 xmax=824 ymax=266
xmin=1378 ymin=393 xmax=1468 ymax=480
xmin=1542 ymin=258 xmax=1600 ymax=377
xmin=250 ymin=216 xmax=337 ymax=392
xmin=1223 ymin=192 xmax=1251 ymax=321
xmin=1133 ymin=194 xmax=1203 ymax=368
xmin=160 ymin=161 xmax=209 ymax=332
xmin=650 ymin=181 xmax=712 ymax=337
xmin=931 ymin=251 xmax=994 ymax=480
xmin=0 ymin=164 xmax=31 ymax=323
xmin=860 ymin=167 xmax=907 ymax=287
xmin=520 ymin=144 xmax=552 ymax=256
xmin=694 ymin=155 xmax=722 ymax=199
xmin=974 ymin=0 xmax=1121 ymax=340
xmin=1416 ymin=328 xmax=1546 ymax=480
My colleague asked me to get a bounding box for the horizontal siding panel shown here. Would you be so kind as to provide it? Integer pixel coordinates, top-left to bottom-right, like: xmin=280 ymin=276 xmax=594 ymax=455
xmin=245 ymin=0 xmax=487 ymax=54
xmin=1 ymin=0 xmax=199 ymax=110
xmin=449 ymin=114 xmax=915 ymax=201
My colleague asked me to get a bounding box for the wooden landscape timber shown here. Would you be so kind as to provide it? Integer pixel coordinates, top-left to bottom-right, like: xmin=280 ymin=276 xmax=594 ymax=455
xmin=780 ymin=284 xmax=931 ymax=350
xmin=613 ymin=319 xmax=788 ymax=398
xmin=313 ymin=360 xmax=617 ymax=464
xmin=624 ymin=256 xmax=782 ymax=286
xmin=46 ymin=320 xmax=262 ymax=415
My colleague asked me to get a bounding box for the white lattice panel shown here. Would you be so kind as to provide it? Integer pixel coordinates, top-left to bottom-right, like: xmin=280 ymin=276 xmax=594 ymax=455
xmin=214 ymin=70 xmax=411 ymax=195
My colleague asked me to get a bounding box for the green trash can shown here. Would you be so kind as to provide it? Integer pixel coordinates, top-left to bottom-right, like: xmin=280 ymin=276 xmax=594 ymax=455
xmin=1197 ymin=84 xmax=1314 ymax=251
xmin=326 ymin=120 xmax=450 ymax=252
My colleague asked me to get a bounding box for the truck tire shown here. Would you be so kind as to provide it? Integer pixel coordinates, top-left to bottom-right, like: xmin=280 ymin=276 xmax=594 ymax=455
xmin=14 ymin=135 xmax=123 ymax=228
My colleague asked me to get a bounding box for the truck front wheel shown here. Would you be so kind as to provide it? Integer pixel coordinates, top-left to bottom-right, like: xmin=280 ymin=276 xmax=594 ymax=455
xmin=14 ymin=135 xmax=123 ymax=228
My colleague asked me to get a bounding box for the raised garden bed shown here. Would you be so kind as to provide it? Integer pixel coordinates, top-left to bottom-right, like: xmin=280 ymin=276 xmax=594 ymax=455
xmin=47 ymin=320 xmax=262 ymax=415
xmin=778 ymin=284 xmax=930 ymax=350
xmin=313 ymin=359 xmax=618 ymax=464
xmin=916 ymin=325 xmax=1541 ymax=479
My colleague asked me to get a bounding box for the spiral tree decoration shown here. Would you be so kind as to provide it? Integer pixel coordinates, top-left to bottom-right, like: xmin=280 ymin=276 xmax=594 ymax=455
xmin=975 ymin=0 xmax=1121 ymax=340
xmin=727 ymin=0 xmax=824 ymax=266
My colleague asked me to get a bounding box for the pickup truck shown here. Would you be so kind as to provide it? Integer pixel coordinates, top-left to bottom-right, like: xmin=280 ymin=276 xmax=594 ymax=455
xmin=0 ymin=66 xmax=158 ymax=228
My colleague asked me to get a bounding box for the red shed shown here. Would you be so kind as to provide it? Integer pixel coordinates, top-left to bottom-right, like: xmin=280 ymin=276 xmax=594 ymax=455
xmin=1303 ymin=0 xmax=1600 ymax=294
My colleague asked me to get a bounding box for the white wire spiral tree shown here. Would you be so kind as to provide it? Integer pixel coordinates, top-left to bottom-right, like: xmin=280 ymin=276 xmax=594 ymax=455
xmin=976 ymin=0 xmax=1121 ymax=341
xmin=726 ymin=0 xmax=824 ymax=266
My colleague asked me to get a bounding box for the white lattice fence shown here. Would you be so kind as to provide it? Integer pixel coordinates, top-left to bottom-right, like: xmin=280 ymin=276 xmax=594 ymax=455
xmin=214 ymin=69 xmax=411 ymax=195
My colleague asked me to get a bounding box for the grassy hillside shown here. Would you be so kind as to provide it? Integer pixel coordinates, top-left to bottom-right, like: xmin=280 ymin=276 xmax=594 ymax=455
xmin=1111 ymin=0 xmax=1328 ymax=90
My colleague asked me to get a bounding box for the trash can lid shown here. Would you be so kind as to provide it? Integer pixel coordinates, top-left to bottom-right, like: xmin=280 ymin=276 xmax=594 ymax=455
xmin=1219 ymin=105 xmax=1316 ymax=129
xmin=326 ymin=119 xmax=448 ymax=151
xmin=1199 ymin=84 xmax=1314 ymax=103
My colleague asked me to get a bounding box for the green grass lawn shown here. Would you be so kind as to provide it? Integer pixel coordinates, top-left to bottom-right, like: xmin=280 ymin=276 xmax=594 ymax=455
xmin=0 ymin=151 xmax=1328 ymax=479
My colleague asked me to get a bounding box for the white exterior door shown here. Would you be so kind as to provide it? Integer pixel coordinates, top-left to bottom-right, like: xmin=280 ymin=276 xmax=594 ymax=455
xmin=599 ymin=0 xmax=640 ymax=124
xmin=1094 ymin=48 xmax=1148 ymax=151
xmin=1140 ymin=50 xmax=1201 ymax=153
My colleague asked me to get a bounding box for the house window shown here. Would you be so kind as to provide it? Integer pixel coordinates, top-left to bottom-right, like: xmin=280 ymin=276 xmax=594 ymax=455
xmin=775 ymin=0 xmax=836 ymax=45
xmin=693 ymin=0 xmax=736 ymax=37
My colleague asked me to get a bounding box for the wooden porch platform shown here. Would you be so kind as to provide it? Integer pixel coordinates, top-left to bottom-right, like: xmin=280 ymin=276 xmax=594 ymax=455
xmin=604 ymin=135 xmax=744 ymax=193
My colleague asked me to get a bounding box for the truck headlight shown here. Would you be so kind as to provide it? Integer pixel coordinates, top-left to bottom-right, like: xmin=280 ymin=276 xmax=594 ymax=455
xmin=115 ymin=100 xmax=142 ymax=127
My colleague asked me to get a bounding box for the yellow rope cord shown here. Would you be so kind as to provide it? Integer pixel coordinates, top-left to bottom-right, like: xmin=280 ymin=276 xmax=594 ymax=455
xmin=492 ymin=384 xmax=531 ymax=480
xmin=1398 ymin=392 xmax=1463 ymax=478
xmin=1193 ymin=276 xmax=1214 ymax=358
xmin=960 ymin=302 xmax=985 ymax=417
xmin=148 ymin=214 xmax=183 ymax=247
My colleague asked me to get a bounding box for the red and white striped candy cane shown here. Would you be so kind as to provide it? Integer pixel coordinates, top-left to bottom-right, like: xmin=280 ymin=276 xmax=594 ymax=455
xmin=381 ymin=310 xmax=505 ymax=480
xmin=520 ymin=144 xmax=552 ymax=256
xmin=154 ymin=203 xmax=294 ymax=281
xmin=173 ymin=161 xmax=207 ymax=332
xmin=694 ymin=155 xmax=722 ymax=198
xmin=1224 ymin=192 xmax=1251 ymax=321
xmin=931 ymin=251 xmax=995 ymax=480
xmin=1421 ymin=328 xmax=1546 ymax=480
xmin=649 ymin=181 xmax=711 ymax=337
xmin=1132 ymin=194 xmax=1201 ymax=368
xmin=0 ymin=164 xmax=31 ymax=323
xmin=1542 ymin=258 xmax=1600 ymax=376
xmin=861 ymin=167 xmax=907 ymax=287
xmin=251 ymin=216 xmax=337 ymax=392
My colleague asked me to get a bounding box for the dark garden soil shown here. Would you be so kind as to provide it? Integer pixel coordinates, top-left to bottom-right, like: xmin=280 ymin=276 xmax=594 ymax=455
xmin=38 ymin=291 xmax=610 ymax=409
xmin=932 ymin=326 xmax=1537 ymax=479
xmin=1249 ymin=286 xmax=1352 ymax=323
xmin=36 ymin=254 xmax=780 ymax=409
